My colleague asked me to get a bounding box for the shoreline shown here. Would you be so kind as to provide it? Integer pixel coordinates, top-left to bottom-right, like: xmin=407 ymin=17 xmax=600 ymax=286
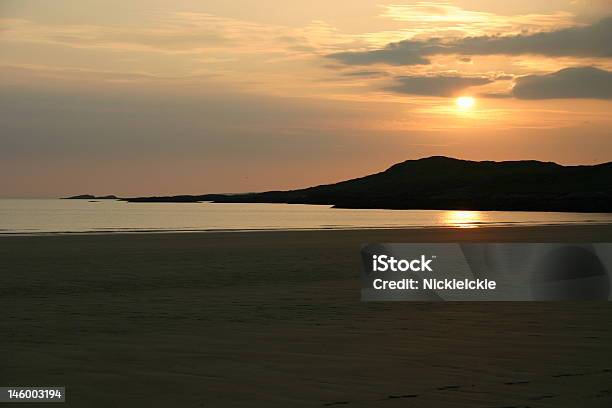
xmin=2 ymin=221 xmax=612 ymax=237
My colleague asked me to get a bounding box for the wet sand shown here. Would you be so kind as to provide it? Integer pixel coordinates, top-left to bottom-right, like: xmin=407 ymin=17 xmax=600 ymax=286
xmin=1 ymin=225 xmax=612 ymax=407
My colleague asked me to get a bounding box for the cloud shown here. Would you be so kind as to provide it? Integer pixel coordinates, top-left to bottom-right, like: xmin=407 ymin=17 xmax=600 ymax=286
xmin=512 ymin=66 xmax=612 ymax=99
xmin=328 ymin=40 xmax=432 ymax=66
xmin=327 ymin=16 xmax=612 ymax=66
xmin=340 ymin=70 xmax=389 ymax=78
xmin=0 ymin=16 xmax=234 ymax=54
xmin=0 ymin=13 xmax=337 ymax=56
xmin=0 ymin=64 xmax=219 ymax=87
xmin=380 ymin=3 xmax=576 ymax=37
xmin=447 ymin=16 xmax=612 ymax=58
xmin=387 ymin=75 xmax=492 ymax=97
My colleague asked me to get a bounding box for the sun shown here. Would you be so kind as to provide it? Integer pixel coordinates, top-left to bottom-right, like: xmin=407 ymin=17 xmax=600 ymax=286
xmin=455 ymin=96 xmax=475 ymax=110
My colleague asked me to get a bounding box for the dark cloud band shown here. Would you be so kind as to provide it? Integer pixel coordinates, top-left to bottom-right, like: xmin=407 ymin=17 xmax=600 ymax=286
xmin=329 ymin=40 xmax=433 ymax=66
xmin=512 ymin=66 xmax=612 ymax=99
xmin=327 ymin=17 xmax=612 ymax=66
xmin=448 ymin=17 xmax=612 ymax=58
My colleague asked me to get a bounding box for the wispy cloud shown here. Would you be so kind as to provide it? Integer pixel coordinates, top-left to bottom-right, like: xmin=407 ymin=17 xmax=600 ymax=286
xmin=387 ymin=74 xmax=492 ymax=97
xmin=0 ymin=14 xmax=289 ymax=54
xmin=380 ymin=3 xmax=576 ymax=37
xmin=340 ymin=70 xmax=389 ymax=78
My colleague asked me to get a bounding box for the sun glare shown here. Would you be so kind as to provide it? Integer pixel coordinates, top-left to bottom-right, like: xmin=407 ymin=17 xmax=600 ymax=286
xmin=456 ymin=96 xmax=475 ymax=110
xmin=443 ymin=210 xmax=483 ymax=228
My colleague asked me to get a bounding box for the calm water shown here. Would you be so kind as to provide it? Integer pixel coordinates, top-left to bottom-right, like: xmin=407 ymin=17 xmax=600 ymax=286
xmin=1 ymin=199 xmax=612 ymax=234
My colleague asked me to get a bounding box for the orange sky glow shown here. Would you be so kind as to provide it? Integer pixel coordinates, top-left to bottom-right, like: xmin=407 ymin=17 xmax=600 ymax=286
xmin=0 ymin=0 xmax=611 ymax=197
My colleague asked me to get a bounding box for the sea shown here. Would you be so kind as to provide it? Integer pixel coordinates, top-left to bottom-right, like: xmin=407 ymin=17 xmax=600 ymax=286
xmin=1 ymin=199 xmax=611 ymax=234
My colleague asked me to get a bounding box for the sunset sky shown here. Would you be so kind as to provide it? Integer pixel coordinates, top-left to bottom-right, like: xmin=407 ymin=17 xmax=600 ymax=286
xmin=1 ymin=0 xmax=611 ymax=197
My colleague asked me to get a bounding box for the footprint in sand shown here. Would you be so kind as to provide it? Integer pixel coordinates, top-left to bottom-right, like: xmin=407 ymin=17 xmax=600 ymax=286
xmin=504 ymin=380 xmax=531 ymax=385
xmin=437 ymin=385 xmax=462 ymax=390
xmin=529 ymin=394 xmax=555 ymax=400
xmin=388 ymin=394 xmax=418 ymax=399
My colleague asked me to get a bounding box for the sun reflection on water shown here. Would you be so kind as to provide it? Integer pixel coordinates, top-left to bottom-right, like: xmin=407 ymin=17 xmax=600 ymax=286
xmin=442 ymin=210 xmax=483 ymax=228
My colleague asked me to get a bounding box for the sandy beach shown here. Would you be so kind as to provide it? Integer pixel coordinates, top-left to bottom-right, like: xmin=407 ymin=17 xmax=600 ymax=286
xmin=2 ymin=225 xmax=612 ymax=407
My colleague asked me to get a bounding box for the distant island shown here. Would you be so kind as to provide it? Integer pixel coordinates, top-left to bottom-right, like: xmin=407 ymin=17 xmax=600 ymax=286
xmin=64 ymin=194 xmax=118 ymax=200
xmin=76 ymin=157 xmax=612 ymax=212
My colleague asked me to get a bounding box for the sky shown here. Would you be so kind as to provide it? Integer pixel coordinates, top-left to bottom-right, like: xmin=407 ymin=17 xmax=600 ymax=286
xmin=1 ymin=0 xmax=611 ymax=197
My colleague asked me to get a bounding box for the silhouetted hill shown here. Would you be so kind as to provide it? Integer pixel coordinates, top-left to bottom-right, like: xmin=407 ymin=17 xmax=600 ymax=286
xmin=125 ymin=157 xmax=612 ymax=212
